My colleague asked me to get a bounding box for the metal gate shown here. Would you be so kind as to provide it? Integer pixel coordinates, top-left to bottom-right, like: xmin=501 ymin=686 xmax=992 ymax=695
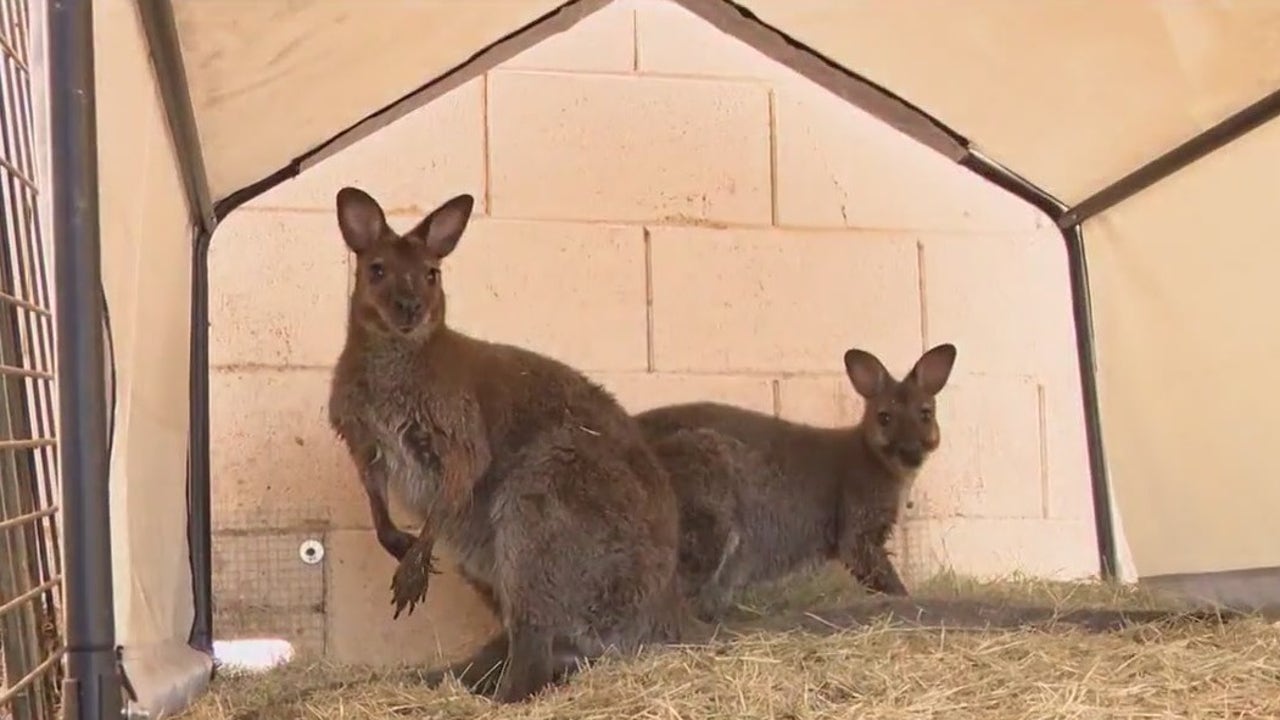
xmin=0 ymin=0 xmax=66 ymax=718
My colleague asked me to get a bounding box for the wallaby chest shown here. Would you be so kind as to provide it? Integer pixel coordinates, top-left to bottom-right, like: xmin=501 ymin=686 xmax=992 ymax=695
xmin=345 ymin=345 xmax=469 ymax=514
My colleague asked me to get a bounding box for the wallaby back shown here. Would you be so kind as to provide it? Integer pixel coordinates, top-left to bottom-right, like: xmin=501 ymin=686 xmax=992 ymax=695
xmin=639 ymin=344 xmax=958 ymax=619
xmin=326 ymin=187 xmax=693 ymax=702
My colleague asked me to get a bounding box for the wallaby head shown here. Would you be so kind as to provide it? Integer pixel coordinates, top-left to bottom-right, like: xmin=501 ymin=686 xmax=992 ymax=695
xmin=335 ymin=186 xmax=475 ymax=341
xmin=844 ymin=343 xmax=958 ymax=476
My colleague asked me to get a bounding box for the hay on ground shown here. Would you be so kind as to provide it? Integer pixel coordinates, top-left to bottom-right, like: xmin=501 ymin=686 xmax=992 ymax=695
xmin=178 ymin=568 xmax=1280 ymax=720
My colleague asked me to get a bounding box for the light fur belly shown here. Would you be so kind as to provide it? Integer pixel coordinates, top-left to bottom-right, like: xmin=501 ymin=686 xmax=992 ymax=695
xmin=374 ymin=424 xmax=440 ymax=517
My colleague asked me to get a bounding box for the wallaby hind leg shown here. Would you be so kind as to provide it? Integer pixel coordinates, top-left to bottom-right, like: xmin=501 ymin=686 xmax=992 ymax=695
xmin=693 ymin=528 xmax=742 ymax=620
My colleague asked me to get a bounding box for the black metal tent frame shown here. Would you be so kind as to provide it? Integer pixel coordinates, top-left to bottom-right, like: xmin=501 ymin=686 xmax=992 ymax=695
xmin=45 ymin=0 xmax=1280 ymax=718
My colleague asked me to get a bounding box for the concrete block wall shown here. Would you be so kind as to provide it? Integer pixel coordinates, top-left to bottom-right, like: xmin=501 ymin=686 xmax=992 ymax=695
xmin=208 ymin=0 xmax=1096 ymax=665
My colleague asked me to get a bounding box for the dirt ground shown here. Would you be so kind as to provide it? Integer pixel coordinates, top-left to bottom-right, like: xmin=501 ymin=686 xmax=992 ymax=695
xmin=178 ymin=567 xmax=1280 ymax=719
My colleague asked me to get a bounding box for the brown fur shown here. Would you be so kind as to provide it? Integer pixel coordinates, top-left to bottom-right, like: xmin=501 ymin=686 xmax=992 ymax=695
xmin=326 ymin=188 xmax=693 ymax=703
xmin=639 ymin=344 xmax=958 ymax=620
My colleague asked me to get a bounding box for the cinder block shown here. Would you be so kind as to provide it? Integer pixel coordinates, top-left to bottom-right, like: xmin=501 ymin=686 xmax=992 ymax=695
xmin=211 ymin=369 xmax=370 ymax=531
xmin=648 ymin=226 xmax=921 ymax=373
xmin=445 ymin=219 xmax=648 ymax=372
xmin=635 ymin=0 xmax=793 ymax=81
xmin=487 ymin=71 xmax=772 ymax=225
xmin=1042 ymin=379 xmax=1094 ymax=521
xmin=773 ymin=78 xmax=1042 ymax=232
xmin=592 ymin=371 xmax=776 ymax=415
xmin=921 ymin=228 xmax=1093 ymax=521
xmin=899 ymin=517 xmax=1099 ymax=582
xmin=776 ymin=375 xmax=863 ymax=428
xmin=910 ymin=374 xmax=1044 ymax=520
xmin=503 ymin=0 xmax=636 ymax=72
xmin=325 ymin=530 xmax=500 ymax=666
xmin=209 ymin=211 xmax=350 ymax=368
xmin=921 ymin=227 xmax=1074 ymax=378
xmin=244 ymin=78 xmax=486 ymax=214
xmin=211 ymin=531 xmax=325 ymax=610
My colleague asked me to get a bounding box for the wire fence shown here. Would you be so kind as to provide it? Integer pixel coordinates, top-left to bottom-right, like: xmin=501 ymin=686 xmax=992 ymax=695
xmin=0 ymin=0 xmax=66 ymax=718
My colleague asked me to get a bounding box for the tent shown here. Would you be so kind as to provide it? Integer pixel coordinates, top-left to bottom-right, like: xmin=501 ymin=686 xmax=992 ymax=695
xmin=31 ymin=0 xmax=1280 ymax=717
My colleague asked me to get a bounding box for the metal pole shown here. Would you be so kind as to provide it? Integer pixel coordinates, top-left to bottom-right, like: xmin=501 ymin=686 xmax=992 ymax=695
xmin=187 ymin=230 xmax=212 ymax=655
xmin=961 ymin=149 xmax=1120 ymax=581
xmin=47 ymin=0 xmax=123 ymax=717
xmin=1061 ymin=224 xmax=1118 ymax=580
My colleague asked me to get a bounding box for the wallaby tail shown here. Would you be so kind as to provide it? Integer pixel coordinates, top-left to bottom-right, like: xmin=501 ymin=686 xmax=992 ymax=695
xmin=702 ymin=596 xmax=1248 ymax=641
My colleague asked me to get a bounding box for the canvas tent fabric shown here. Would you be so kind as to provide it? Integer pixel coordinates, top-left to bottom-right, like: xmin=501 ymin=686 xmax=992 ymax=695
xmin=28 ymin=0 xmax=1280 ymax=716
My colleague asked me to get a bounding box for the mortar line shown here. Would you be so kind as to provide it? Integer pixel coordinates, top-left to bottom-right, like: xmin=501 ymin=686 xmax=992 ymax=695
xmin=482 ymin=73 xmax=493 ymax=214
xmin=768 ymin=90 xmax=780 ymax=227
xmin=321 ymin=528 xmax=331 ymax=654
xmin=632 ymin=7 xmax=640 ymax=72
xmin=916 ymin=239 xmax=928 ymax=352
xmin=644 ymin=227 xmax=655 ymax=372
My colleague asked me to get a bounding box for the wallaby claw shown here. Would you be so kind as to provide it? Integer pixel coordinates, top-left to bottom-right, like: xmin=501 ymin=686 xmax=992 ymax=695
xmin=390 ymin=541 xmax=440 ymax=619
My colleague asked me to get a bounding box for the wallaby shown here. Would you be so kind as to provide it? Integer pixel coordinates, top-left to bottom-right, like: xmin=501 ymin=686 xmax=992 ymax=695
xmin=326 ymin=187 xmax=693 ymax=703
xmin=638 ymin=344 xmax=958 ymax=620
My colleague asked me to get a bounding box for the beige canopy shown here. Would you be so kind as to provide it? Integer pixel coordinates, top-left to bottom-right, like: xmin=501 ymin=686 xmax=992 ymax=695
xmin=31 ymin=0 xmax=1280 ymax=716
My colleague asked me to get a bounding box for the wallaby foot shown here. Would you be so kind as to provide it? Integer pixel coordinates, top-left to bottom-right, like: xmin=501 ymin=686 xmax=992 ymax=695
xmin=843 ymin=542 xmax=909 ymax=596
xmin=493 ymin=625 xmax=557 ymax=704
xmin=428 ymin=632 xmax=587 ymax=701
xmin=419 ymin=635 xmax=510 ymax=696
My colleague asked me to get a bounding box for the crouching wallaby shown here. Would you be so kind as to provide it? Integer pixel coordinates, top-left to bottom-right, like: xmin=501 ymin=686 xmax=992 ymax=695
xmin=326 ymin=188 xmax=692 ymax=703
xmin=639 ymin=344 xmax=958 ymax=620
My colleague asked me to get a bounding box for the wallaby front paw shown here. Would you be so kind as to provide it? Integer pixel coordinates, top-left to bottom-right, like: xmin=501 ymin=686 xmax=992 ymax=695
xmin=389 ymin=541 xmax=440 ymax=619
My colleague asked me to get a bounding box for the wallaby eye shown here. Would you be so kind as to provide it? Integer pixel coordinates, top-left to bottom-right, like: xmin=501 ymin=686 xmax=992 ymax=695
xmin=368 ymin=261 xmax=385 ymax=282
xmin=876 ymin=411 xmax=892 ymax=427
xmin=920 ymin=407 xmax=934 ymax=422
xmin=426 ymin=267 xmax=441 ymax=285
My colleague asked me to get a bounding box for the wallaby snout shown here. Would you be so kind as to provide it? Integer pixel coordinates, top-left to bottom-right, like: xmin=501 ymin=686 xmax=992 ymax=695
xmin=893 ymin=440 xmax=925 ymax=468
xmin=392 ymin=294 xmax=424 ymax=330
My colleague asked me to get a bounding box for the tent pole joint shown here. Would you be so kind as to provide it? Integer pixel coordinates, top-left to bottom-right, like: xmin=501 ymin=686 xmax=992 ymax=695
xmin=137 ymin=0 xmax=215 ymax=231
xmin=1060 ymin=87 xmax=1280 ymax=228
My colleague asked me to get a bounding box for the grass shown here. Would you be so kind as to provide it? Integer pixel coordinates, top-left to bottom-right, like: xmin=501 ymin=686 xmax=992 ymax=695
xmin=178 ymin=566 xmax=1280 ymax=719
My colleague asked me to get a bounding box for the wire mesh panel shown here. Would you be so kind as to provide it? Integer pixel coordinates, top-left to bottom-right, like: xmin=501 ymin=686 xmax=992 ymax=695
xmin=0 ymin=0 xmax=66 ymax=718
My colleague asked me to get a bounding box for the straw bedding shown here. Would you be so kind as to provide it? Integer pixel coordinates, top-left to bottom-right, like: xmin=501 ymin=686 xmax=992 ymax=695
xmin=178 ymin=568 xmax=1280 ymax=720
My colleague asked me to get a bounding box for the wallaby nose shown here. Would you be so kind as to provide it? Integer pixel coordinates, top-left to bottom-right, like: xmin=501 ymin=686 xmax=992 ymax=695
xmin=896 ymin=442 xmax=925 ymax=468
xmin=395 ymin=297 xmax=421 ymax=315
xmin=393 ymin=297 xmax=423 ymax=326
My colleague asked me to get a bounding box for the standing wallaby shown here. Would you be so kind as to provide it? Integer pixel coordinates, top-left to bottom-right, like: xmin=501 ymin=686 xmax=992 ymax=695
xmin=639 ymin=344 xmax=958 ymax=620
xmin=326 ymin=187 xmax=692 ymax=703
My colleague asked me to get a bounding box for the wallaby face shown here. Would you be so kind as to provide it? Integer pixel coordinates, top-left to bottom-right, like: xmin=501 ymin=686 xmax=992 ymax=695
xmin=844 ymin=343 xmax=957 ymax=475
xmin=335 ymin=186 xmax=474 ymax=340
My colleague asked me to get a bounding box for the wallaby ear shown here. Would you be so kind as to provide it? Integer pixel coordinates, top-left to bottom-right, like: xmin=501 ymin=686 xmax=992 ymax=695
xmin=335 ymin=187 xmax=388 ymax=254
xmin=907 ymin=343 xmax=957 ymax=396
xmin=844 ymin=348 xmax=891 ymax=399
xmin=410 ymin=194 xmax=475 ymax=259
